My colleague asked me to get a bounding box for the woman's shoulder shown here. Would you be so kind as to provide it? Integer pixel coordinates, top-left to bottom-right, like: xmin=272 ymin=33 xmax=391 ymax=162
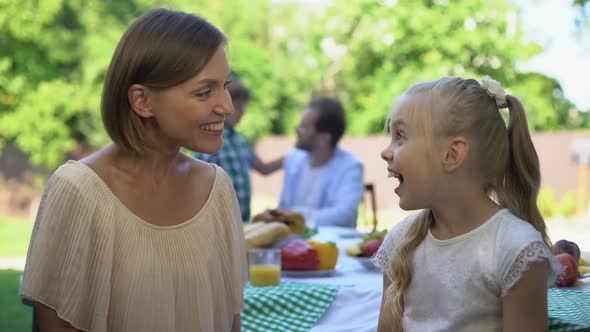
xmin=47 ymin=160 xmax=104 ymax=197
xmin=186 ymin=155 xmax=229 ymax=186
xmin=185 ymin=156 xmax=234 ymax=203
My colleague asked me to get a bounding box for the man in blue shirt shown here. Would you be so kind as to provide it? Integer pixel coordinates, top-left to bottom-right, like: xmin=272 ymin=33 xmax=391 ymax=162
xmin=279 ymin=97 xmax=364 ymax=228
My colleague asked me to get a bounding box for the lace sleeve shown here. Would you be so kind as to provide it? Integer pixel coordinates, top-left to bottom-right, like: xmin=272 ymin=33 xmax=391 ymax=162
xmin=501 ymin=241 xmax=563 ymax=297
xmin=371 ymin=214 xmax=417 ymax=272
xmin=373 ymin=231 xmax=395 ymax=272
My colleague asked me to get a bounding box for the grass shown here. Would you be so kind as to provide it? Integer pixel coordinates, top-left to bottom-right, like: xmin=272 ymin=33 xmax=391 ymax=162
xmin=0 ymin=216 xmax=33 ymax=331
xmin=0 ymin=269 xmax=32 ymax=332
xmin=0 ymin=215 xmax=33 ymax=257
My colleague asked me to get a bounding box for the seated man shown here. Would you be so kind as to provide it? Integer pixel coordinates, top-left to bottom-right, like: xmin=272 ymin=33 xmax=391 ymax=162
xmin=279 ymin=97 xmax=364 ymax=228
xmin=194 ymin=74 xmax=283 ymax=221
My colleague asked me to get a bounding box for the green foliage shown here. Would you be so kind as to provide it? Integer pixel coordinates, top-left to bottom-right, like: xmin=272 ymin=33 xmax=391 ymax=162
xmin=538 ymin=188 xmax=578 ymax=219
xmin=1 ymin=0 xmax=588 ymax=170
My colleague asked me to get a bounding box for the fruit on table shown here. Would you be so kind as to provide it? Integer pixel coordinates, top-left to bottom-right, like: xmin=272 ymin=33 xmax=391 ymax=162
xmin=361 ymin=238 xmax=383 ymax=258
xmin=307 ymin=240 xmax=339 ymax=270
xmin=281 ymin=240 xmax=320 ymax=271
xmin=244 ymin=221 xmax=291 ymax=249
xmin=555 ymin=253 xmax=578 ymax=287
xmin=346 ymin=229 xmax=387 ymax=258
xmin=553 ymin=239 xmax=581 ymax=262
xmin=346 ymin=242 xmax=362 ymax=257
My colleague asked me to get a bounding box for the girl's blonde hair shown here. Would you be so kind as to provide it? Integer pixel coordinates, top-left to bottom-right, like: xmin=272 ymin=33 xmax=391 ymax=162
xmin=384 ymin=77 xmax=549 ymax=330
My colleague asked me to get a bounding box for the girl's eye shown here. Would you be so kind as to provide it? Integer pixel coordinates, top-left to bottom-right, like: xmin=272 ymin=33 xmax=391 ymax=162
xmin=224 ymin=80 xmax=232 ymax=89
xmin=395 ymin=131 xmax=405 ymax=142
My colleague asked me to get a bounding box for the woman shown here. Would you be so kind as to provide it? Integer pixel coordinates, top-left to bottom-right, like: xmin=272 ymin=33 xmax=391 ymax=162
xmin=20 ymin=8 xmax=247 ymax=332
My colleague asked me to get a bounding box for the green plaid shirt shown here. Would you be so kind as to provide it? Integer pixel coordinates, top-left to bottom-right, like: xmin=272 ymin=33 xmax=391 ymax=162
xmin=194 ymin=127 xmax=255 ymax=221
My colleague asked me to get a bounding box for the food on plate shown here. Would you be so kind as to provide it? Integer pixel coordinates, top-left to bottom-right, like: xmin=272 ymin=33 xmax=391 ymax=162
xmin=346 ymin=229 xmax=387 ymax=258
xmin=307 ymin=240 xmax=339 ymax=270
xmin=555 ymin=253 xmax=578 ymax=287
xmin=346 ymin=242 xmax=362 ymax=257
xmin=252 ymin=208 xmax=306 ymax=235
xmin=281 ymin=240 xmax=320 ymax=271
xmin=553 ymin=239 xmax=581 ymax=262
xmin=361 ymin=238 xmax=383 ymax=258
xmin=244 ymin=221 xmax=290 ymax=249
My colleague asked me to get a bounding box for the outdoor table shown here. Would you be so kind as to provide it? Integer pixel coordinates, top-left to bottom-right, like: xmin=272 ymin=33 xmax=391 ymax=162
xmin=242 ymin=226 xmax=590 ymax=332
xmin=19 ymin=227 xmax=590 ymax=331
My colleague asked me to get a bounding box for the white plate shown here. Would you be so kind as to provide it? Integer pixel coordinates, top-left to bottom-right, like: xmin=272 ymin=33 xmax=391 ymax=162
xmin=282 ymin=269 xmax=337 ymax=278
xmin=337 ymin=229 xmax=363 ymax=239
xmin=350 ymin=256 xmax=379 ymax=270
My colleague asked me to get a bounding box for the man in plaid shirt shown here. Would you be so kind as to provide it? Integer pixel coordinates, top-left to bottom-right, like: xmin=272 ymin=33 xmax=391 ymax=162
xmin=194 ymin=74 xmax=283 ymax=221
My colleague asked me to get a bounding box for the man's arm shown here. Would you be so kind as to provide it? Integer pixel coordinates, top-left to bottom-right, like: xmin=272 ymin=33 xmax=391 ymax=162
xmin=502 ymin=260 xmax=549 ymax=332
xmin=251 ymin=155 xmax=284 ymax=175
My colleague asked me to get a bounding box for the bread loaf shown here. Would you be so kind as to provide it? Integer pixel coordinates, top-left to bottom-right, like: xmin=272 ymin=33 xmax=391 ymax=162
xmin=252 ymin=208 xmax=306 ymax=235
xmin=244 ymin=221 xmax=291 ymax=249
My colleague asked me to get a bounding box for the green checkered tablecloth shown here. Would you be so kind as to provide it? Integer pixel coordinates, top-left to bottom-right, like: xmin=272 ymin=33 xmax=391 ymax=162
xmin=549 ymin=288 xmax=590 ymax=332
xmin=242 ymin=283 xmax=589 ymax=332
xmin=242 ymin=282 xmax=340 ymax=332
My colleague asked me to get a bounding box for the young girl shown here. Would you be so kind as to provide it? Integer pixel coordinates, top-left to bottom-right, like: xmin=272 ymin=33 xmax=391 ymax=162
xmin=20 ymin=8 xmax=247 ymax=332
xmin=375 ymin=77 xmax=561 ymax=332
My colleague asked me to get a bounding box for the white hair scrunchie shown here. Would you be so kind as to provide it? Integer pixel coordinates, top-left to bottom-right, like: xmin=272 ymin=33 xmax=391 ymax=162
xmin=481 ymin=76 xmax=507 ymax=109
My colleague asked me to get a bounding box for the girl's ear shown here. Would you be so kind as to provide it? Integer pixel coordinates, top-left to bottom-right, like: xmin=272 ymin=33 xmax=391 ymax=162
xmin=128 ymin=84 xmax=155 ymax=119
xmin=442 ymin=137 xmax=469 ymax=172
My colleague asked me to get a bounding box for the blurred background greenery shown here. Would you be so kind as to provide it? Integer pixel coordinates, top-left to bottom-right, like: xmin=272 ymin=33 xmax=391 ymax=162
xmin=0 ymin=0 xmax=589 ymax=171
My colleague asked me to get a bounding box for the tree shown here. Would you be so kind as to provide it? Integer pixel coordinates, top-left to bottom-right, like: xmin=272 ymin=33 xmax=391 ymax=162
xmin=0 ymin=0 xmax=587 ymax=172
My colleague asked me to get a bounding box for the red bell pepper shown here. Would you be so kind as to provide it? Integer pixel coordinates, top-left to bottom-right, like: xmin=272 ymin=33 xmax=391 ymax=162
xmin=281 ymin=240 xmax=320 ymax=271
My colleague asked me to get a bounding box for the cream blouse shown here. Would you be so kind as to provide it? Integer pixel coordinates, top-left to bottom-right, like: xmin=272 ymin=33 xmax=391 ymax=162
xmin=20 ymin=161 xmax=248 ymax=332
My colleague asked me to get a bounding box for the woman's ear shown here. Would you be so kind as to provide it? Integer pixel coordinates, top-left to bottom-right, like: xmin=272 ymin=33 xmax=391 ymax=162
xmin=128 ymin=84 xmax=154 ymax=119
xmin=442 ymin=137 xmax=469 ymax=172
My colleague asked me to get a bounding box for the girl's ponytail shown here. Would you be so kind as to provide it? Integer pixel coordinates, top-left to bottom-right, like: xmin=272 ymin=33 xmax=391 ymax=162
xmin=497 ymin=95 xmax=550 ymax=246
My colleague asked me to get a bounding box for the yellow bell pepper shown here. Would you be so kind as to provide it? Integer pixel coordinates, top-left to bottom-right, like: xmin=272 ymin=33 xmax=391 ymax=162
xmin=307 ymin=240 xmax=339 ymax=270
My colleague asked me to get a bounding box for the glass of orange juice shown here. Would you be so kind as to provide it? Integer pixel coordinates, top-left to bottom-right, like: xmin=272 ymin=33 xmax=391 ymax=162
xmin=248 ymin=248 xmax=281 ymax=287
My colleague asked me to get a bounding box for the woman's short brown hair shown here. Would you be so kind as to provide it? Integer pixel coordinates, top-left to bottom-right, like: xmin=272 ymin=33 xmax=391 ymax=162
xmin=101 ymin=8 xmax=227 ymax=154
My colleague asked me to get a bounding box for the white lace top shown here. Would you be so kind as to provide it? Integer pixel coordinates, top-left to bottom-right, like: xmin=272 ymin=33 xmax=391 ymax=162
xmin=374 ymin=209 xmax=561 ymax=332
